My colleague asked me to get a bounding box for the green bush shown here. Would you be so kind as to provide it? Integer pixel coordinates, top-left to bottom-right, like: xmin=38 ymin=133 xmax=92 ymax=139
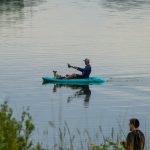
xmin=0 ymin=101 xmax=45 ymax=150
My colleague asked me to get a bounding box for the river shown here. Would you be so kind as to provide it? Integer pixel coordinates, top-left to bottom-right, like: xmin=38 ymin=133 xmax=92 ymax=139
xmin=0 ymin=0 xmax=150 ymax=149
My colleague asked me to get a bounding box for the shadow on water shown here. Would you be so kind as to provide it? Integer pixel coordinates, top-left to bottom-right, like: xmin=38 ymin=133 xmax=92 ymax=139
xmin=101 ymin=0 xmax=150 ymax=11
xmin=53 ymin=84 xmax=91 ymax=107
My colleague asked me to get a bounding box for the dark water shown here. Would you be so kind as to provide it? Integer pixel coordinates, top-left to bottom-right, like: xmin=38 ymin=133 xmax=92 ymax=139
xmin=0 ymin=0 xmax=150 ymax=148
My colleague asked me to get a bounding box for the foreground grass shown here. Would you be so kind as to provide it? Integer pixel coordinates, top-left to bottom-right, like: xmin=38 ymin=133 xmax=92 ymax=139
xmin=0 ymin=101 xmax=125 ymax=150
xmin=49 ymin=122 xmax=125 ymax=150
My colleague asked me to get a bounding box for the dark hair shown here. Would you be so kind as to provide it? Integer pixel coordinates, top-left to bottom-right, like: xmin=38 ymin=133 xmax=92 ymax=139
xmin=130 ymin=118 xmax=140 ymax=128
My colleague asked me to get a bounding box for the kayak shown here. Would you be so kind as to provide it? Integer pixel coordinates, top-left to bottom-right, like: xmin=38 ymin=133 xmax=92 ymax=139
xmin=42 ymin=77 xmax=106 ymax=85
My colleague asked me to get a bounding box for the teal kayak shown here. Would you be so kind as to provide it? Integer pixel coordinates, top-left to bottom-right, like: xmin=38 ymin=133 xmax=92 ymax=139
xmin=42 ymin=77 xmax=106 ymax=85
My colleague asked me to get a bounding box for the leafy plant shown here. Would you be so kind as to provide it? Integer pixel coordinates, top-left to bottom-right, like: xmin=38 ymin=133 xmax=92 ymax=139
xmin=0 ymin=101 xmax=45 ymax=150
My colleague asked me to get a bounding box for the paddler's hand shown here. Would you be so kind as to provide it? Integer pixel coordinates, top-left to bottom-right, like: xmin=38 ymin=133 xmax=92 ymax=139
xmin=68 ymin=63 xmax=71 ymax=68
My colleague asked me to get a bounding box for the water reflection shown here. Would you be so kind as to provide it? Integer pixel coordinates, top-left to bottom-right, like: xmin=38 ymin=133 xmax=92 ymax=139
xmin=0 ymin=0 xmax=45 ymax=12
xmin=102 ymin=0 xmax=150 ymax=11
xmin=53 ymin=84 xmax=91 ymax=107
xmin=0 ymin=0 xmax=25 ymax=25
xmin=0 ymin=0 xmax=24 ymax=12
xmin=0 ymin=0 xmax=45 ymax=26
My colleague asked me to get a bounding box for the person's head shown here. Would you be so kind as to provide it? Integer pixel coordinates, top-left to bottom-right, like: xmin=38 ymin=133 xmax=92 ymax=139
xmin=129 ymin=118 xmax=140 ymax=131
xmin=84 ymin=58 xmax=90 ymax=65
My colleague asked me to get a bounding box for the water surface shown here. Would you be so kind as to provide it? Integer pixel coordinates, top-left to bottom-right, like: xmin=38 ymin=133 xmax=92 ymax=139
xmin=0 ymin=0 xmax=150 ymax=148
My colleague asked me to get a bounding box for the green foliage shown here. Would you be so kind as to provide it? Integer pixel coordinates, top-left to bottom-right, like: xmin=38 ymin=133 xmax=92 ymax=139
xmin=0 ymin=101 xmax=45 ymax=150
xmin=92 ymin=140 xmax=125 ymax=150
xmin=0 ymin=100 xmax=126 ymax=150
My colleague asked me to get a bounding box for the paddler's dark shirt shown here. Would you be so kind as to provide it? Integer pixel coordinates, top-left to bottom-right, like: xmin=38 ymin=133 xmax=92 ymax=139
xmin=77 ymin=65 xmax=91 ymax=78
xmin=126 ymin=130 xmax=145 ymax=150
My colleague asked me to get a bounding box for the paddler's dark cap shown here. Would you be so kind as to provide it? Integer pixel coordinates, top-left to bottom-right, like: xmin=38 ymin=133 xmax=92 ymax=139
xmin=83 ymin=58 xmax=90 ymax=63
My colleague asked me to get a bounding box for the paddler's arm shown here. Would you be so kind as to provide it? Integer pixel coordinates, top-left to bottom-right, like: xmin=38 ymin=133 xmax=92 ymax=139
xmin=71 ymin=66 xmax=83 ymax=71
xmin=77 ymin=67 xmax=84 ymax=72
xmin=72 ymin=66 xmax=78 ymax=69
xmin=68 ymin=64 xmax=82 ymax=70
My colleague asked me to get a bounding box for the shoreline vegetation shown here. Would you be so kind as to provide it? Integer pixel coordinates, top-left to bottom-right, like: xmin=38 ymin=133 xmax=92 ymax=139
xmin=0 ymin=101 xmax=126 ymax=150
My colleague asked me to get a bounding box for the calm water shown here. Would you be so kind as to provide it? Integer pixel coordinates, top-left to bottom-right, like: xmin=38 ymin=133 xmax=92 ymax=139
xmin=0 ymin=0 xmax=150 ymax=148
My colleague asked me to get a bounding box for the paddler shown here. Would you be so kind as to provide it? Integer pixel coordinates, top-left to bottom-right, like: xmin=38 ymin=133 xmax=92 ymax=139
xmin=53 ymin=58 xmax=91 ymax=79
xmin=66 ymin=58 xmax=91 ymax=79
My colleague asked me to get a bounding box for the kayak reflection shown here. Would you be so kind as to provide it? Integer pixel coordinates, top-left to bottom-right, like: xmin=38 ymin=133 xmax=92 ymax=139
xmin=53 ymin=84 xmax=91 ymax=106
